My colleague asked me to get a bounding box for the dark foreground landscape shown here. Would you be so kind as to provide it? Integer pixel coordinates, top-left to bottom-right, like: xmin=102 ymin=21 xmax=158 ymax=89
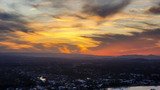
xmin=0 ymin=53 xmax=160 ymax=90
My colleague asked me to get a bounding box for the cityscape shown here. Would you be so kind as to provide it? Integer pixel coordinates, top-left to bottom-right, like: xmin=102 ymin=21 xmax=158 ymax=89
xmin=0 ymin=53 xmax=160 ymax=90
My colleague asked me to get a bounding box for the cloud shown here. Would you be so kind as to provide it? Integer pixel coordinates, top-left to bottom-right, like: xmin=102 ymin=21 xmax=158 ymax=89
xmin=93 ymin=28 xmax=160 ymax=48
xmin=149 ymin=6 xmax=160 ymax=14
xmin=82 ymin=0 xmax=131 ymax=17
xmin=148 ymin=1 xmax=160 ymax=14
xmin=27 ymin=0 xmax=131 ymax=18
xmin=87 ymin=28 xmax=160 ymax=55
xmin=59 ymin=46 xmax=71 ymax=54
xmin=0 ymin=41 xmax=33 ymax=50
xmin=0 ymin=12 xmax=31 ymax=33
xmin=0 ymin=12 xmax=19 ymax=21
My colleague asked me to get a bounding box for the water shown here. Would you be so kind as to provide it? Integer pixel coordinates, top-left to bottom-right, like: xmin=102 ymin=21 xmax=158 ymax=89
xmin=102 ymin=86 xmax=160 ymax=90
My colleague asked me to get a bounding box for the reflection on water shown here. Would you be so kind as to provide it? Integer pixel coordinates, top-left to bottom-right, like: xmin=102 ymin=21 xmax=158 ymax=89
xmin=103 ymin=86 xmax=160 ymax=90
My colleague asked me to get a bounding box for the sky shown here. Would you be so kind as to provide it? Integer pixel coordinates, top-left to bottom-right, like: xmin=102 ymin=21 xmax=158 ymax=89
xmin=0 ymin=0 xmax=160 ymax=56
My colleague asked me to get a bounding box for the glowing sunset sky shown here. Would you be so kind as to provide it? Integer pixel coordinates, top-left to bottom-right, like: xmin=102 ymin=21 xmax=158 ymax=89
xmin=0 ymin=0 xmax=160 ymax=56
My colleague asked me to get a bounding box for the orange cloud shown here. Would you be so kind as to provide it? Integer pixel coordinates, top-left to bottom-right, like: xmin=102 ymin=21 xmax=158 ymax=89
xmin=87 ymin=41 xmax=160 ymax=56
xmin=156 ymin=42 xmax=160 ymax=47
xmin=0 ymin=41 xmax=33 ymax=50
xmin=59 ymin=46 xmax=71 ymax=54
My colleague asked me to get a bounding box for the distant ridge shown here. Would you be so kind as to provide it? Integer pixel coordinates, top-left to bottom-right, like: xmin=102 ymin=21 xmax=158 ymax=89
xmin=0 ymin=52 xmax=107 ymax=59
xmin=118 ymin=55 xmax=160 ymax=59
xmin=0 ymin=52 xmax=160 ymax=60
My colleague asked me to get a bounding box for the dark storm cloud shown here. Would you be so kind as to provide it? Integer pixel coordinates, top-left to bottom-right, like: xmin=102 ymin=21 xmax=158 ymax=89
xmin=0 ymin=12 xmax=31 ymax=33
xmin=83 ymin=0 xmax=131 ymax=17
